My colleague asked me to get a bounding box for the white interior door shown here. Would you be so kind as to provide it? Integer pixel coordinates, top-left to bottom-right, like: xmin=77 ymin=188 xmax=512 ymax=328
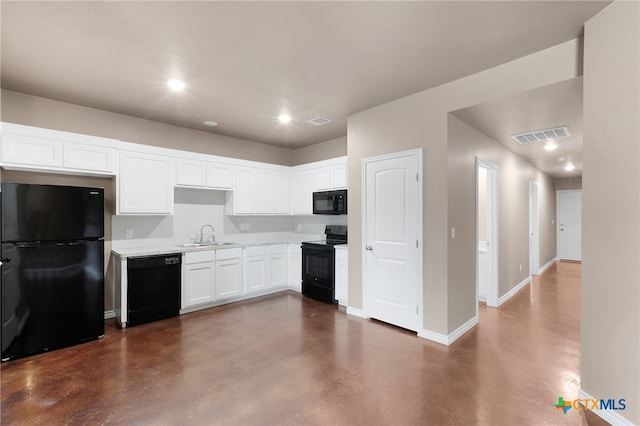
xmin=529 ymin=181 xmax=539 ymax=274
xmin=364 ymin=151 xmax=421 ymax=331
xmin=558 ymin=190 xmax=582 ymax=261
xmin=477 ymin=159 xmax=499 ymax=307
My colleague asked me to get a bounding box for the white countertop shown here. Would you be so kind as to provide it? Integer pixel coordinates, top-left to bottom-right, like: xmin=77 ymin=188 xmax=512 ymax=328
xmin=112 ymin=240 xmax=307 ymax=258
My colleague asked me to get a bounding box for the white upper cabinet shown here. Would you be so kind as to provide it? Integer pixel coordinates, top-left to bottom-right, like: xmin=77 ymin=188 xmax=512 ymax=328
xmin=117 ymin=151 xmax=174 ymax=215
xmin=176 ymin=159 xmax=233 ymax=190
xmin=206 ymin=162 xmax=233 ymax=189
xmin=330 ymin=163 xmax=348 ymax=189
xmin=176 ymin=159 xmax=207 ymax=187
xmin=227 ymin=166 xmax=290 ymax=215
xmin=0 ymin=123 xmax=116 ymax=175
xmin=291 ymin=170 xmax=314 ymax=215
xmin=233 ymin=166 xmax=257 ymax=214
xmin=314 ymin=168 xmax=332 ymax=191
xmin=291 ymin=157 xmax=347 ymax=215
xmin=64 ymin=142 xmax=115 ymax=174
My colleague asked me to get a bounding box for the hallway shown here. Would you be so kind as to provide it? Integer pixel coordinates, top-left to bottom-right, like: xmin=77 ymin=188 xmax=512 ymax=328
xmin=1 ymin=262 xmax=606 ymax=425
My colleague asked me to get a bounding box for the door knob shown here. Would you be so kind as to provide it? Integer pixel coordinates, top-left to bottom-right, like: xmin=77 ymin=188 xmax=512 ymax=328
xmin=365 ymin=245 xmax=373 ymax=251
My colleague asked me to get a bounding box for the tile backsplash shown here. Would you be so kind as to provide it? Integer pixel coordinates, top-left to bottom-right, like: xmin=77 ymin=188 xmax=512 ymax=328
xmin=112 ymin=187 xmax=347 ymax=248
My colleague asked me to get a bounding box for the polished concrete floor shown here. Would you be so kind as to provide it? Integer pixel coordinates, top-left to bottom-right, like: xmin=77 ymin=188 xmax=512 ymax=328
xmin=1 ymin=261 xmax=608 ymax=425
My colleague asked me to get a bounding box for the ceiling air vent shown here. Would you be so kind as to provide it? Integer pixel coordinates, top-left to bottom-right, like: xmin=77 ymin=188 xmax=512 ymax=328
xmin=305 ymin=117 xmax=331 ymax=126
xmin=511 ymin=126 xmax=572 ymax=144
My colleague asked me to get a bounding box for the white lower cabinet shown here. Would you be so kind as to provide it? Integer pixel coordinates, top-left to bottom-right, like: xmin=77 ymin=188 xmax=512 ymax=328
xmin=243 ymin=246 xmax=268 ymax=294
xmin=288 ymin=244 xmax=302 ymax=291
xmin=215 ymin=248 xmax=242 ymax=300
xmin=268 ymin=244 xmax=288 ymax=288
xmin=335 ymin=246 xmax=348 ymax=306
xmin=182 ymin=251 xmax=216 ymax=308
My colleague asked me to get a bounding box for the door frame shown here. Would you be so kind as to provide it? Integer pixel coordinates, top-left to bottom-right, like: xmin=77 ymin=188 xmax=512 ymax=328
xmin=362 ymin=148 xmax=423 ymax=331
xmin=476 ymin=158 xmax=499 ymax=308
xmin=529 ymin=180 xmax=540 ymax=275
xmin=556 ymin=189 xmax=582 ymax=261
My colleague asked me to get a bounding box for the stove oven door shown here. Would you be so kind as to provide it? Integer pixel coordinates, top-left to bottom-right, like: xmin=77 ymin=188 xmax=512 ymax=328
xmin=301 ymin=244 xmax=336 ymax=304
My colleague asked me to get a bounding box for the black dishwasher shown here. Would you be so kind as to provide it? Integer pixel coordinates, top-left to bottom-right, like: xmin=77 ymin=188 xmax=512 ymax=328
xmin=127 ymin=254 xmax=181 ymax=327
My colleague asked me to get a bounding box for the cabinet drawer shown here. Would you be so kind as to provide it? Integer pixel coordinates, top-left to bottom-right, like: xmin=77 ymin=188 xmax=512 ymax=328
xmin=216 ymin=247 xmax=242 ymax=260
xmin=184 ymin=250 xmax=215 ymax=264
xmin=244 ymin=245 xmax=268 ymax=256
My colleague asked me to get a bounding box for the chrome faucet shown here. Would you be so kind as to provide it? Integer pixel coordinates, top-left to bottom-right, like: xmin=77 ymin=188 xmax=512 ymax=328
xmin=199 ymin=224 xmax=216 ymax=244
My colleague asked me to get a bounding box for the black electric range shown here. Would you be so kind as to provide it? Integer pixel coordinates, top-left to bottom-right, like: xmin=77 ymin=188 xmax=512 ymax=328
xmin=301 ymin=225 xmax=347 ymax=304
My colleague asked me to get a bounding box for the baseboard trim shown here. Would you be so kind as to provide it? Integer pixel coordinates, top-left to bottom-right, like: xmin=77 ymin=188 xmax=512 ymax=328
xmin=538 ymin=257 xmax=558 ymax=275
xmin=577 ymin=389 xmax=635 ymax=425
xmin=346 ymin=307 xmax=369 ymax=319
xmin=497 ymin=276 xmax=531 ymax=307
xmin=104 ymin=310 xmax=115 ymax=320
xmin=418 ymin=315 xmax=479 ymax=346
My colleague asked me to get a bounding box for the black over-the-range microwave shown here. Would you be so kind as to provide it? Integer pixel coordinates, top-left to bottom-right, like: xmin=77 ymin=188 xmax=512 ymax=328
xmin=312 ymin=189 xmax=347 ymax=215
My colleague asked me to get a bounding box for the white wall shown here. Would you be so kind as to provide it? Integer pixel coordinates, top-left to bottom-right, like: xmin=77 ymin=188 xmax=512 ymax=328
xmin=582 ymin=1 xmax=639 ymax=423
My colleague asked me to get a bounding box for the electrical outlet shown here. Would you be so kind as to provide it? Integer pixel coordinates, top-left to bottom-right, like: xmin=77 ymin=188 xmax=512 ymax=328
xmin=239 ymin=224 xmax=246 ymax=231
xmin=519 ymin=264 xmax=522 ymax=272
xmin=125 ymin=229 xmax=134 ymax=239
xmin=451 ymin=227 xmax=456 ymax=239
xmin=245 ymin=223 xmax=251 ymax=231
xmin=296 ymin=224 xmax=302 ymax=232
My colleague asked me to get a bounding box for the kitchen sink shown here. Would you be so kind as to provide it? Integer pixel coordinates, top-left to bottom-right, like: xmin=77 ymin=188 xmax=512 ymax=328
xmin=179 ymin=242 xmax=233 ymax=247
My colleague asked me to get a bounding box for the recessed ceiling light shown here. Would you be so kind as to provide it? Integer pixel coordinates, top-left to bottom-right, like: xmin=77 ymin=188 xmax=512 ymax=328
xmin=203 ymin=120 xmax=218 ymax=127
xmin=278 ymin=114 xmax=291 ymax=123
xmin=544 ymin=141 xmax=558 ymax=151
xmin=167 ymin=79 xmax=186 ymax=91
xmin=564 ymin=163 xmax=575 ymax=171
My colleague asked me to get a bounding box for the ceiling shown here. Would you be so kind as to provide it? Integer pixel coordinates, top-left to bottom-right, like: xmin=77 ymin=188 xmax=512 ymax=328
xmin=452 ymin=77 xmax=584 ymax=177
xmin=1 ymin=1 xmax=609 ymax=159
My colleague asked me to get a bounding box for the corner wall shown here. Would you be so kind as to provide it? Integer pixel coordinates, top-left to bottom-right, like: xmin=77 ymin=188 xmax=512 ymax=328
xmin=348 ymin=38 xmax=580 ymax=335
xmin=582 ymin=1 xmax=639 ymax=423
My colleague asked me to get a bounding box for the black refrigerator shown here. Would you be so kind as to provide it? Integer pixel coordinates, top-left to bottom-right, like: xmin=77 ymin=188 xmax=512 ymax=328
xmin=1 ymin=183 xmax=105 ymax=361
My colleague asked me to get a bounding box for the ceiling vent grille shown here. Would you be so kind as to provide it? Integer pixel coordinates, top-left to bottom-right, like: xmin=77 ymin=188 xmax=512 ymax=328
xmin=511 ymin=126 xmax=572 ymax=144
xmin=305 ymin=117 xmax=331 ymax=126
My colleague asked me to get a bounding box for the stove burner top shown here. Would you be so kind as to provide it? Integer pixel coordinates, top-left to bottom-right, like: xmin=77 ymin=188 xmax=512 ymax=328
xmin=302 ymin=239 xmax=347 ymax=247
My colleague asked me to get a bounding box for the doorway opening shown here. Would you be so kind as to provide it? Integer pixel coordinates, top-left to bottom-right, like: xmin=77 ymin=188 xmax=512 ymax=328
xmin=476 ymin=158 xmax=499 ymax=308
xmin=557 ymin=190 xmax=582 ymax=261
xmin=529 ymin=181 xmax=540 ymax=275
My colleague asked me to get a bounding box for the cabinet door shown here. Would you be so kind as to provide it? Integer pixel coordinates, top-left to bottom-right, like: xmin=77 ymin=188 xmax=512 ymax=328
xmin=183 ymin=261 xmax=215 ymax=308
xmin=288 ymin=248 xmax=302 ymax=291
xmin=255 ymin=170 xmax=273 ymax=214
xmin=273 ymin=172 xmax=291 ymax=214
xmin=234 ymin=167 xmax=256 ymax=214
xmin=330 ymin=163 xmax=348 ymax=189
xmin=206 ymin=162 xmax=233 ymax=189
xmin=335 ymin=248 xmax=349 ymax=306
xmin=1 ymin=133 xmax=63 ymax=169
xmin=118 ymin=151 xmax=174 ymax=214
xmin=216 ymin=257 xmax=242 ymax=299
xmin=63 ymin=142 xmax=115 ymax=174
xmin=176 ymin=160 xmax=206 ymax=187
xmin=314 ymin=167 xmax=331 ymax=191
xmin=291 ymin=170 xmax=314 ymax=215
xmin=244 ymin=255 xmax=267 ymax=293
xmin=269 ymin=252 xmax=288 ymax=288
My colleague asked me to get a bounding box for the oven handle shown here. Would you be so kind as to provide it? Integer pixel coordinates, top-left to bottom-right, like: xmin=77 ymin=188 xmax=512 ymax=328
xmin=302 ymin=245 xmax=335 ymax=252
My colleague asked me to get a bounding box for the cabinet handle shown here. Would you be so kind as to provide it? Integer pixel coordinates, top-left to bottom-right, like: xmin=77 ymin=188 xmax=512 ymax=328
xmin=365 ymin=245 xmax=373 ymax=251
